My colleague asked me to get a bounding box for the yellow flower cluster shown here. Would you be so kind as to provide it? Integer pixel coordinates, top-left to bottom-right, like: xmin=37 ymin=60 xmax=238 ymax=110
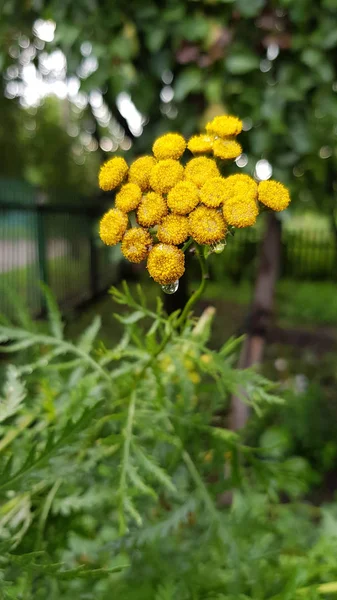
xmin=147 ymin=243 xmax=185 ymax=285
xmin=206 ymin=114 xmax=243 ymax=137
xmin=97 ymin=115 xmax=291 ymax=286
xmin=153 ymin=133 xmax=186 ymax=160
xmin=189 ymin=206 xmax=226 ymax=245
xmin=258 ymin=180 xmax=290 ymax=211
xmin=98 ymin=157 xmax=128 ymax=191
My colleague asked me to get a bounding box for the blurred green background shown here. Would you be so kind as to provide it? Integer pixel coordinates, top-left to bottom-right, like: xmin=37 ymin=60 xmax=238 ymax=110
xmin=1 ymin=0 xmax=337 ymax=313
xmin=2 ymin=2 xmax=337 ymax=597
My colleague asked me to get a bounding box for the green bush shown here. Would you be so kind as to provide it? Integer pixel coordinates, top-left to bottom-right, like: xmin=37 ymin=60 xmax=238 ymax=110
xmin=277 ymin=280 xmax=337 ymax=325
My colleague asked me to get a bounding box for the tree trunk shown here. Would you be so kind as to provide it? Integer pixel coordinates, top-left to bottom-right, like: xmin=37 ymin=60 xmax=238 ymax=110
xmin=329 ymin=210 xmax=337 ymax=279
xmin=229 ymin=212 xmax=282 ymax=430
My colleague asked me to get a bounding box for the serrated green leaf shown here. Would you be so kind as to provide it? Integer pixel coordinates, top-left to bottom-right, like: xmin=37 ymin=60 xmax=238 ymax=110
xmin=115 ymin=310 xmax=144 ymax=325
xmin=77 ymin=315 xmax=101 ymax=351
xmin=40 ymin=283 xmax=63 ymax=340
xmin=135 ymin=448 xmax=177 ymax=493
xmin=128 ymin=465 xmax=158 ymax=499
xmin=124 ymin=497 xmax=143 ymax=527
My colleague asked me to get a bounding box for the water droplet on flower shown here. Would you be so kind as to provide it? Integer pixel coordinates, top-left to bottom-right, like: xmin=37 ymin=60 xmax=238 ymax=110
xmin=161 ymin=280 xmax=179 ymax=294
xmin=212 ymin=241 xmax=226 ymax=254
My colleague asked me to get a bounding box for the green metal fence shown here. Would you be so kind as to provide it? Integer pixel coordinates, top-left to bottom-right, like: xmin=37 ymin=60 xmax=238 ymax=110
xmin=0 ymin=179 xmax=118 ymax=318
xmin=209 ymin=216 xmax=336 ymax=282
xmin=1 ymin=179 xmax=336 ymax=319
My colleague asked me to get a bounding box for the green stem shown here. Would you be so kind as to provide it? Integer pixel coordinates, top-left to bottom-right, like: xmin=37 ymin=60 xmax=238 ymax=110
xmin=182 ymin=450 xmax=219 ymax=522
xmin=176 ymin=245 xmax=208 ymax=329
xmin=119 ymin=389 xmax=136 ymax=535
xmin=181 ymin=237 xmax=193 ymax=253
xmin=117 ymin=244 xmax=209 ymax=529
xmin=35 ymin=479 xmax=62 ymax=551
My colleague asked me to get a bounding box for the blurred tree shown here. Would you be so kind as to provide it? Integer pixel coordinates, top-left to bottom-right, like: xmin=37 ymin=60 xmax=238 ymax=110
xmin=22 ymin=97 xmax=100 ymax=195
xmin=0 ymin=94 xmax=100 ymax=195
xmin=1 ymin=0 xmax=337 ymax=215
xmin=0 ymin=96 xmax=26 ymax=179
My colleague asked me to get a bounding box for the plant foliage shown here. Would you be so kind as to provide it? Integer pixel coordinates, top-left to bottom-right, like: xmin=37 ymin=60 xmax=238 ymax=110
xmin=0 ymin=286 xmax=336 ymax=598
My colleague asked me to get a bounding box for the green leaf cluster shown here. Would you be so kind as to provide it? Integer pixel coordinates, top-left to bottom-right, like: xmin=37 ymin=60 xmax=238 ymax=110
xmin=0 ymin=285 xmax=336 ymax=598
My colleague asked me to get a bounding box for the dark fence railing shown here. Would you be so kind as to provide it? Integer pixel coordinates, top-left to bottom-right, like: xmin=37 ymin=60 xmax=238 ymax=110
xmin=209 ymin=217 xmax=336 ymax=283
xmin=0 ymin=179 xmax=118 ymax=318
xmin=0 ymin=179 xmax=336 ymax=319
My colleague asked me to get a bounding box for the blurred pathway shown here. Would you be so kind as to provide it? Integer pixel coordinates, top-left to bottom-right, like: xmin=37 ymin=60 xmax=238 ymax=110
xmin=0 ymin=239 xmax=69 ymax=273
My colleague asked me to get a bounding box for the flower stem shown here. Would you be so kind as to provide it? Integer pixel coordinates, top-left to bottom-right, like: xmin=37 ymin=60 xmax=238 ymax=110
xmin=176 ymin=245 xmax=208 ymax=328
xmin=181 ymin=237 xmax=193 ymax=253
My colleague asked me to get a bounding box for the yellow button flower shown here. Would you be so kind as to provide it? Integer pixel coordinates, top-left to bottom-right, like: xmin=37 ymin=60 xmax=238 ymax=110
xmin=147 ymin=243 xmax=185 ymax=284
xmin=184 ymin=157 xmax=220 ymax=188
xmin=98 ymin=157 xmax=128 ymax=191
xmin=128 ymin=155 xmax=156 ymax=191
xmin=223 ymin=196 xmax=258 ymax=228
xmin=222 ymin=173 xmax=258 ymax=203
xmin=258 ymin=180 xmax=290 ymax=211
xmin=187 ymin=134 xmax=214 ymax=154
xmin=200 ymin=177 xmax=229 ymax=208
xmin=115 ymin=183 xmax=142 ymax=213
xmin=150 ymin=159 xmax=184 ymax=194
xmin=157 ymin=214 xmax=189 ymax=245
xmin=152 ymin=133 xmax=186 ymax=160
xmin=189 ymin=206 xmax=226 ymax=245
xmin=167 ymin=180 xmax=199 ymax=215
xmin=121 ymin=227 xmax=152 ymax=263
xmin=99 ymin=208 xmax=128 ymax=246
xmin=206 ymin=115 xmax=243 ymax=138
xmin=137 ymin=191 xmax=168 ymax=227
xmin=212 ymin=139 xmax=242 ymax=160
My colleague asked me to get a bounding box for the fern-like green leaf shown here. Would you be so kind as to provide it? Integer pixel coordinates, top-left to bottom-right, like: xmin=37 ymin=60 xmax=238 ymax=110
xmin=135 ymin=448 xmax=177 ymax=494
xmin=0 ymin=366 xmax=26 ymax=423
xmin=40 ymin=282 xmax=64 ymax=339
xmin=77 ymin=315 xmax=101 ymax=352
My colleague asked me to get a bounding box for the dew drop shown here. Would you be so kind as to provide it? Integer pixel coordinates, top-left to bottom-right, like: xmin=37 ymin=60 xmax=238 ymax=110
xmin=161 ymin=280 xmax=179 ymax=294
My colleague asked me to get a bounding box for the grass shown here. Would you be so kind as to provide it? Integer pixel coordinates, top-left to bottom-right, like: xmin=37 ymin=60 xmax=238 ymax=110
xmin=277 ymin=280 xmax=337 ymax=326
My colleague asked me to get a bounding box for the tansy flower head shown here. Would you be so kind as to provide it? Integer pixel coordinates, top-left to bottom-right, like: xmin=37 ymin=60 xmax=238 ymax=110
xmin=98 ymin=157 xmax=128 ymax=191
xmin=153 ymin=133 xmax=186 ymax=160
xmin=150 ymin=159 xmax=184 ymax=194
xmin=221 ymin=173 xmax=258 ymax=203
xmin=184 ymin=157 xmax=220 ymax=188
xmin=167 ymin=180 xmax=199 ymax=215
xmin=200 ymin=177 xmax=229 ymax=208
xmin=206 ymin=115 xmax=243 ymax=138
xmin=189 ymin=206 xmax=226 ymax=245
xmin=187 ymin=134 xmax=214 ymax=154
xmin=223 ymin=197 xmax=258 ymax=228
xmin=157 ymin=214 xmax=189 ymax=245
xmin=147 ymin=243 xmax=185 ymax=285
xmin=213 ymin=139 xmax=242 ymax=160
xmin=129 ymin=155 xmax=156 ymax=191
xmin=258 ymin=180 xmax=290 ymax=212
xmin=99 ymin=208 xmax=128 ymax=246
xmin=137 ymin=191 xmax=168 ymax=227
xmin=115 ymin=183 xmax=142 ymax=213
xmin=121 ymin=227 xmax=152 ymax=263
